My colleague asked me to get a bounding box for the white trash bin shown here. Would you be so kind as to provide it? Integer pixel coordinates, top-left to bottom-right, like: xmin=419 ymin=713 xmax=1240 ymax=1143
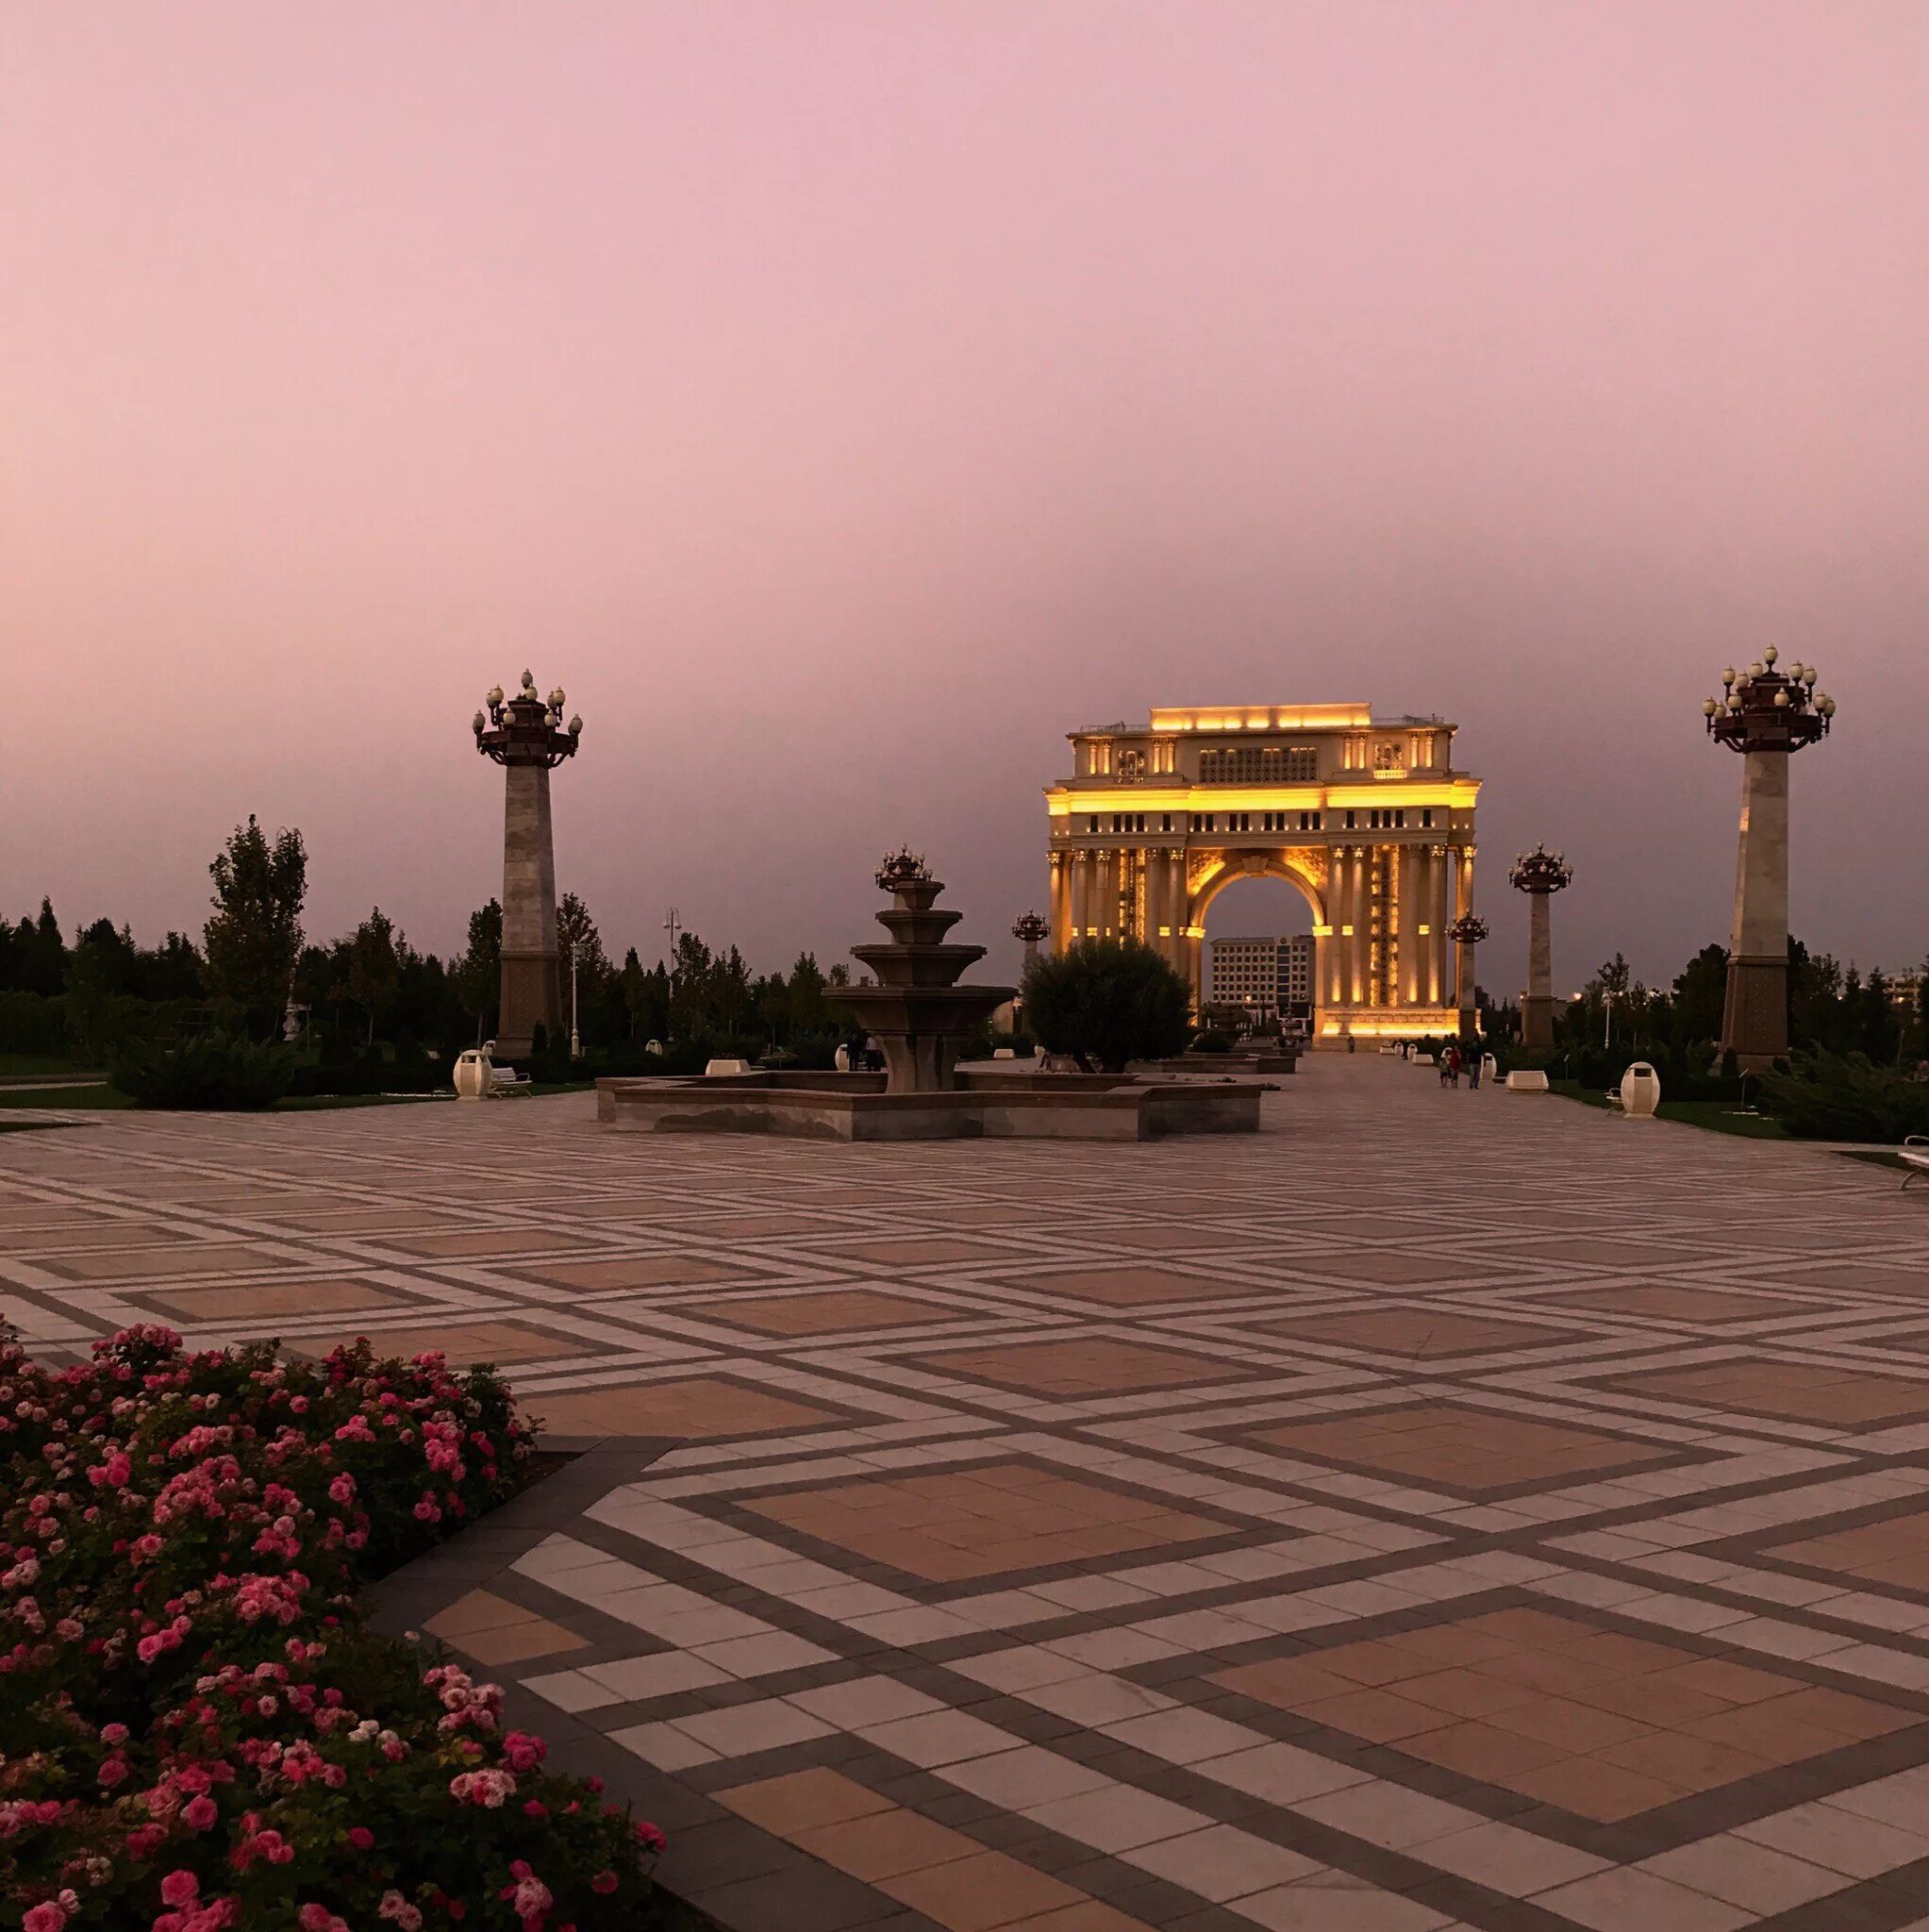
xmin=454 ymin=1048 xmax=492 ymax=1101
xmin=1620 ymin=1061 xmax=1662 ymax=1118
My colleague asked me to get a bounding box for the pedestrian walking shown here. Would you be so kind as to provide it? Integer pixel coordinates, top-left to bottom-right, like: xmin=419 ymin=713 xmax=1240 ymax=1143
xmin=1466 ymin=1047 xmax=1481 ymax=1091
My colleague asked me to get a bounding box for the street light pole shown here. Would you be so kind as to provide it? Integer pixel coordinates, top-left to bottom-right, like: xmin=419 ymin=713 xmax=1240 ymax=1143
xmin=570 ymin=950 xmax=580 ymax=1061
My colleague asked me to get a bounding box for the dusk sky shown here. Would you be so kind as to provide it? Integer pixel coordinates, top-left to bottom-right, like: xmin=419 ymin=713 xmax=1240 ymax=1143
xmin=6 ymin=3 xmax=1925 ymax=993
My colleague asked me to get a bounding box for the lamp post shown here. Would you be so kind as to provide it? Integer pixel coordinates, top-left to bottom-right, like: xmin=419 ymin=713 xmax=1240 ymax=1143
xmin=474 ymin=672 xmax=582 ymax=1059
xmin=1445 ymin=913 xmax=1489 ymax=1039
xmin=1508 ymin=846 xmax=1573 ymax=1049
xmin=1703 ymin=647 xmax=1834 ymax=1069
xmin=1011 ymin=910 xmax=1050 ymax=974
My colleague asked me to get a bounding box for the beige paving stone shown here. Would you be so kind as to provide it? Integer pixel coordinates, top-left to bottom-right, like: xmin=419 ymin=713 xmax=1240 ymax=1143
xmin=743 ymin=1464 xmax=1222 ymax=1581
xmin=1021 ymin=1266 xmax=1247 ymax=1307
xmin=1252 ymin=1307 xmax=1571 ymax=1356
xmin=47 ymin=1243 xmax=278 ymax=1280
xmin=1255 ymin=1400 xmax=1676 ymax=1491
xmin=145 ymin=1277 xmax=402 ymax=1319
xmin=291 ymin=1319 xmax=581 ymax=1366
xmin=526 ymin=1256 xmax=742 ymax=1291
xmin=1615 ymin=1358 xmax=1929 ymax=1426
xmin=696 ymin=1289 xmax=959 ymax=1335
xmin=919 ymin=1336 xmax=1247 ymax=1396
xmin=527 ymin=1375 xmax=839 ymax=1438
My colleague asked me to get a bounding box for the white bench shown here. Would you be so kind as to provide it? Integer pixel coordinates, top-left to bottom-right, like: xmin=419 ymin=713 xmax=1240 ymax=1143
xmin=1902 ymin=1136 xmax=1929 ymax=1191
xmin=490 ymin=1065 xmax=530 ymax=1090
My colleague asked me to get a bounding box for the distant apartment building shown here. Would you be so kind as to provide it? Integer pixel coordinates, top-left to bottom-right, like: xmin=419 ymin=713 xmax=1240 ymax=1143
xmin=1206 ymin=935 xmax=1315 ymax=1017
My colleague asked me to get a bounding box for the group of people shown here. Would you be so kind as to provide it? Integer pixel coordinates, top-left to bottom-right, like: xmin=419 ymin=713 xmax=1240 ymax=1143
xmin=1437 ymin=1041 xmax=1482 ymax=1089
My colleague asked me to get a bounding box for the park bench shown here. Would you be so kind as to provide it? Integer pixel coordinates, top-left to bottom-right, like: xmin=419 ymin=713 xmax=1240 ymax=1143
xmin=1902 ymin=1136 xmax=1929 ymax=1191
xmin=490 ymin=1064 xmax=530 ymax=1090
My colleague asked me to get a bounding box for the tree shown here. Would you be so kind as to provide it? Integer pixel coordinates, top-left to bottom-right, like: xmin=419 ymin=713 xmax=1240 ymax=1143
xmin=203 ymin=817 xmax=308 ymax=1035
xmin=1020 ymin=939 xmax=1192 ymax=1073
xmin=555 ymin=892 xmax=609 ymax=991
xmin=785 ymin=953 xmax=829 ymax=1038
xmin=346 ymin=908 xmax=401 ymax=1045
xmin=452 ymin=901 xmax=502 ymax=1042
xmin=1671 ymin=943 xmax=1728 ymax=1048
xmin=668 ymin=931 xmax=714 ymax=1039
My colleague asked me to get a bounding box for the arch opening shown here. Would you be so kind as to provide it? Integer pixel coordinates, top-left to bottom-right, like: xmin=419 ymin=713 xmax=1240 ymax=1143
xmin=1191 ymin=859 xmax=1323 ymax=1041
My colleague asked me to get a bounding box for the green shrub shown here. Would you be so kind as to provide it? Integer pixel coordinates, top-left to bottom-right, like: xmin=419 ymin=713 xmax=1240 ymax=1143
xmin=0 ymin=991 xmax=72 ymax=1057
xmin=1021 ymin=940 xmax=1193 ymax=1073
xmin=1191 ymin=1031 xmax=1234 ymax=1054
xmin=1757 ymin=1048 xmax=1929 ymax=1141
xmin=109 ymin=1033 xmax=293 ymax=1109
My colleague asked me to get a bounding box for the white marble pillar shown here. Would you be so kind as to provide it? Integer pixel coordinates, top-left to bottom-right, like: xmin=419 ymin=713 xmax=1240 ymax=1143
xmin=1722 ymin=749 xmax=1792 ymax=1067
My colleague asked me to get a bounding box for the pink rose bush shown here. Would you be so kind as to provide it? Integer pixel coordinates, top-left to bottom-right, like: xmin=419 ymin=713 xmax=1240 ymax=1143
xmin=2 ymin=1325 xmax=665 ymax=1928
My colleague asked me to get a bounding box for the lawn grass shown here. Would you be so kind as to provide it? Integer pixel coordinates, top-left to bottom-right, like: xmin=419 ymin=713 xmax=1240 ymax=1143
xmin=0 ymin=1053 xmax=99 ymax=1079
xmin=0 ymin=1082 xmax=135 ymax=1110
xmin=274 ymin=1091 xmax=453 ymax=1112
xmin=1549 ymin=1079 xmax=1788 ymax=1139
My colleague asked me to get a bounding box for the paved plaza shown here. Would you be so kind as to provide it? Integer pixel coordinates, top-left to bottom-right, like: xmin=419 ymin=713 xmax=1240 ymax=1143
xmin=8 ymin=1060 xmax=1929 ymax=1931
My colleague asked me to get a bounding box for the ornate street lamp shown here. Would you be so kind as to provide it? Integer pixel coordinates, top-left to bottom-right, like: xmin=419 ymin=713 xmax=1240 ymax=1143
xmin=875 ymin=846 xmax=931 ymax=892
xmin=1702 ymin=647 xmax=1834 ymax=1067
xmin=1508 ymin=846 xmax=1572 ymax=1048
xmin=474 ymin=671 xmax=583 ymax=1059
xmin=1445 ymin=912 xmax=1489 ymax=1037
xmin=1011 ymin=910 xmax=1050 ymax=973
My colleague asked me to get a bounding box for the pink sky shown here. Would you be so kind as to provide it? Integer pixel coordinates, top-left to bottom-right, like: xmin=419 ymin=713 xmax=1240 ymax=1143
xmin=4 ymin=2 xmax=1925 ymax=990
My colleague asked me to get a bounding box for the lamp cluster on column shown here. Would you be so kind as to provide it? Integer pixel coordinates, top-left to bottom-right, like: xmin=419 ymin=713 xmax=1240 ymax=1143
xmin=1703 ymin=647 xmax=1836 ymax=1069
xmin=1508 ymin=845 xmax=1571 ymax=1049
xmin=474 ymin=669 xmax=583 ymax=768
xmin=1703 ymin=646 xmax=1834 ymax=752
xmin=471 ymin=670 xmax=583 ymax=1063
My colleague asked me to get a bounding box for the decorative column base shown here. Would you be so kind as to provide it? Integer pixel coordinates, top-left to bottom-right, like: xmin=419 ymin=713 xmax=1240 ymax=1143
xmin=497 ymin=948 xmax=561 ymax=1060
xmin=1521 ymin=994 xmax=1555 ymax=1048
xmin=1721 ymin=954 xmax=1788 ymax=1071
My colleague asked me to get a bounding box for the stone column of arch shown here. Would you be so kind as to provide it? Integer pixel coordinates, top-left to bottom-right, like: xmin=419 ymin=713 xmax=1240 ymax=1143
xmin=1349 ymin=847 xmax=1368 ymax=1007
xmin=1432 ymin=844 xmax=1451 ymax=1007
xmin=1049 ymin=853 xmax=1072 ymax=953
xmin=1324 ymin=851 xmax=1346 ymax=1009
xmin=1396 ymin=844 xmax=1421 ymax=1007
xmin=1455 ymin=848 xmax=1474 ymax=1020
xmin=1145 ymin=848 xmax=1170 ymax=962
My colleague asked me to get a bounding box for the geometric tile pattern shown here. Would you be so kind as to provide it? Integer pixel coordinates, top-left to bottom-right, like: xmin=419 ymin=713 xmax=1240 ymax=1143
xmin=11 ymin=1056 xmax=1929 ymax=1932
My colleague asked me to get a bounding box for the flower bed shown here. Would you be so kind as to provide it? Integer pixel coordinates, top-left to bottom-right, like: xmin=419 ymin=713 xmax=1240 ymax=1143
xmin=2 ymin=1325 xmax=667 ymax=1930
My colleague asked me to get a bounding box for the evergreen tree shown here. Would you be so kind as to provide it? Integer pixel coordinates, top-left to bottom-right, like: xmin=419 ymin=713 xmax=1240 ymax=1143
xmin=203 ymin=818 xmax=308 ymax=1035
xmin=346 ymin=908 xmax=401 ymax=1045
xmin=452 ymin=901 xmax=502 ymax=1042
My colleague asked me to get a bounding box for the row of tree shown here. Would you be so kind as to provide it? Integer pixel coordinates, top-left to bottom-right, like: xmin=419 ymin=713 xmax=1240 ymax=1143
xmin=7 ymin=813 xmax=1926 ymax=1071
xmin=1550 ymin=939 xmax=1929 ymax=1068
xmin=0 ymin=817 xmax=871 ymax=1065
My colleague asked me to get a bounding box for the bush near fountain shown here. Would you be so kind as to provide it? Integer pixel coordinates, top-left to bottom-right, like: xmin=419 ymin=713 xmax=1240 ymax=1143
xmin=598 ymin=856 xmax=1264 ymax=1141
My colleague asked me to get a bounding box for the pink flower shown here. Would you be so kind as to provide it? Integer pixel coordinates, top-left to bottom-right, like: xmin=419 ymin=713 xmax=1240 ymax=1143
xmin=377 ymin=1894 xmax=423 ymax=1931
xmin=501 ymin=1730 xmax=545 ymax=1772
xmin=181 ymin=1794 xmax=218 ymax=1830
xmin=23 ymin=1905 xmax=67 ymax=1932
xmin=636 ymin=1821 xmax=666 ymax=1854
xmin=161 ymin=1872 xmax=201 ymax=1907
xmin=347 ymin=1827 xmax=374 ymax=1850
xmin=590 ymin=1873 xmax=619 ymax=1895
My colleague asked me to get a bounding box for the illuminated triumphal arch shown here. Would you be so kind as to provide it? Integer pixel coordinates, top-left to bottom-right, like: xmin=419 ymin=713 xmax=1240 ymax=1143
xmin=1044 ymin=704 xmax=1480 ymax=1041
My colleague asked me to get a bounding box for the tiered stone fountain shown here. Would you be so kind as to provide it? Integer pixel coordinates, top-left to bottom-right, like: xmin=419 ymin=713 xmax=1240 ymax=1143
xmin=595 ymin=851 xmax=1262 ymax=1141
xmin=837 ymin=849 xmax=1013 ymax=1093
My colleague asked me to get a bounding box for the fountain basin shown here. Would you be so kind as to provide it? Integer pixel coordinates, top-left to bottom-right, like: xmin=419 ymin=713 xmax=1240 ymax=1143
xmin=596 ymin=1069 xmax=1264 ymax=1141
